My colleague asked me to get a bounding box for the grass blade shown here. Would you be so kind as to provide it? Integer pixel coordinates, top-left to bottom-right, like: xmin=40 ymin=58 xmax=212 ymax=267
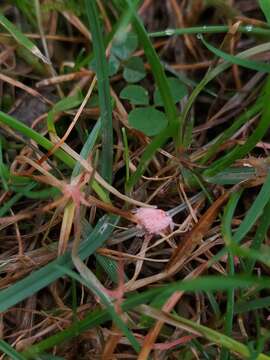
xmin=0 ymin=111 xmax=108 ymax=202
xmin=211 ymin=170 xmax=270 ymax=265
xmin=201 ymin=100 xmax=263 ymax=165
xmin=233 ymin=171 xmax=270 ymax=244
xmin=235 ymin=296 xmax=270 ymax=314
xmin=245 ymin=200 xmax=270 ymax=272
xmin=220 ymin=192 xmax=242 ymax=360
xmin=0 ymin=12 xmax=50 ymax=64
xmin=140 ymin=305 xmax=270 ymax=360
xmin=259 ymin=0 xmax=270 ymax=24
xmin=47 ymin=93 xmax=83 ymax=134
xmin=56 ymin=265 xmax=141 ymax=353
xmin=0 ymin=182 xmax=36 ymax=217
xmin=181 ymin=42 xmax=270 ymax=148
xmin=23 ymin=275 xmax=270 ymax=357
xmin=200 ymin=34 xmax=270 ymax=73
xmin=72 ymin=119 xmax=101 ymax=178
xmin=0 ymin=339 xmax=26 ymax=360
xmin=149 ymin=25 xmax=270 ymax=38
xmin=84 ymin=0 xmax=113 ymax=183
xmin=204 ymin=76 xmax=270 ymax=177
xmin=0 ymin=215 xmax=118 ymax=312
xmin=0 ymin=111 xmax=75 ymax=168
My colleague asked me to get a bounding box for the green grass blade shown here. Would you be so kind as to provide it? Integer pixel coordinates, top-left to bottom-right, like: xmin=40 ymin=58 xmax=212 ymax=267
xmin=200 ymin=34 xmax=270 ymax=73
xmin=56 ymin=265 xmax=141 ymax=353
xmin=0 ymin=339 xmax=26 ymax=360
xmin=0 ymin=111 xmax=75 ymax=168
xmin=233 ymin=171 xmax=270 ymax=244
xmin=222 ymin=192 xmax=243 ymax=247
xmin=0 ymin=182 xmax=37 ymax=217
xmin=0 ymin=215 xmax=118 ymax=312
xmin=201 ymin=100 xmax=263 ymax=165
xmin=84 ymin=0 xmax=113 ymax=183
xmin=72 ymin=119 xmax=101 ymax=178
xmin=0 ymin=111 xmax=108 ymax=202
xmin=181 ymin=43 xmax=270 ymax=148
xmin=23 ymin=310 xmax=111 ymax=358
xmin=205 ymin=167 xmax=256 ymax=185
xmin=0 ymin=12 xmax=50 ymax=64
xmin=206 ymin=292 xmax=221 ymax=318
xmin=95 ymin=253 xmax=125 ymax=284
xmin=211 ymin=170 xmax=270 ymax=265
xmin=22 ymin=275 xmax=270 ymax=357
xmin=11 ymin=186 xmax=60 ymax=199
xmin=259 ymin=0 xmax=270 ymax=24
xmin=0 ymin=137 xmax=8 ymax=191
xmin=235 ymin=296 xmax=270 ymax=314
xmin=69 ymin=118 xmax=122 ymax=284
xmin=245 ymin=200 xmax=270 ymax=272
xmin=220 ymin=192 xmax=242 ymax=360
xmin=229 ymin=242 xmax=270 ymax=268
xmin=141 ymin=305 xmax=270 ymax=360
xmin=122 ymin=127 xmax=130 ymax=184
xmin=47 ymin=93 xmax=83 ymax=134
xmin=204 ymin=76 xmax=270 ymax=177
xmin=149 ymin=25 xmax=270 ymax=38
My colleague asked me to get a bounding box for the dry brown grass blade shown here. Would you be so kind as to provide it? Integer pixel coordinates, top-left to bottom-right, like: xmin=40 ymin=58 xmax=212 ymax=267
xmin=166 ymin=191 xmax=229 ymax=275
xmin=169 ymin=0 xmax=198 ymax=59
xmin=171 ymin=61 xmax=213 ymax=70
xmin=0 ymin=73 xmax=51 ymax=104
xmin=62 ymin=11 xmax=91 ymax=40
xmin=97 ymin=0 xmax=112 ymax=32
xmin=126 ymin=234 xmax=153 ymax=286
xmin=36 ymin=70 xmax=91 ymax=87
xmin=52 ymin=140 xmax=154 ymax=208
xmin=83 ymin=195 xmax=138 ymax=223
xmin=45 ymin=75 xmax=96 ymax=154
xmin=138 ymin=263 xmax=207 ymax=359
xmin=58 ymin=202 xmax=76 ymax=255
xmin=0 ymin=33 xmax=85 ymax=42
xmin=0 ymin=197 xmax=66 ymax=227
xmin=101 ymin=324 xmax=122 ymax=360
xmin=97 ymin=248 xmax=169 ymax=263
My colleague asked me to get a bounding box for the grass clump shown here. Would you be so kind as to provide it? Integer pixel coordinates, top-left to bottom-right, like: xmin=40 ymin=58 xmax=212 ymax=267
xmin=1 ymin=1 xmax=270 ymax=359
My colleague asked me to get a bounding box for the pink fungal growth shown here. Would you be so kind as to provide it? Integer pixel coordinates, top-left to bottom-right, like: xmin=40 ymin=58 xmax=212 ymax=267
xmin=134 ymin=208 xmax=174 ymax=235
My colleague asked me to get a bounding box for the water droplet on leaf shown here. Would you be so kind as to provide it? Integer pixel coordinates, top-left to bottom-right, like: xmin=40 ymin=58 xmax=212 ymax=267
xmin=245 ymin=25 xmax=253 ymax=32
xmin=164 ymin=29 xmax=174 ymax=36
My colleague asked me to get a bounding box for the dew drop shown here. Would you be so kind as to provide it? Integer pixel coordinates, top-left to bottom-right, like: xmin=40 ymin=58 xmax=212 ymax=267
xmin=245 ymin=25 xmax=253 ymax=32
xmin=164 ymin=28 xmax=174 ymax=36
xmin=203 ymin=25 xmax=207 ymax=30
xmin=99 ymin=223 xmax=108 ymax=234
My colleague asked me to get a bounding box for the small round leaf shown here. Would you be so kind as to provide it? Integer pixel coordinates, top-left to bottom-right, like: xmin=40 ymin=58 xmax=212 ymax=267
xmin=90 ymin=54 xmax=120 ymax=77
xmin=154 ymin=77 xmax=188 ymax=106
xmin=120 ymin=85 xmax=149 ymax=105
xmin=123 ymin=57 xmax=146 ymax=83
xmin=128 ymin=107 xmax=168 ymax=136
xmin=108 ymin=54 xmax=120 ymax=76
xmin=111 ymin=32 xmax=138 ymax=60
